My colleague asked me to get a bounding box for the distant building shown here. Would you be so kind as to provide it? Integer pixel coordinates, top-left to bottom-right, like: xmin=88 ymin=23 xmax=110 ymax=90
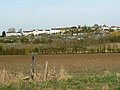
xmin=44 ymin=29 xmax=51 ymax=34
xmin=23 ymin=30 xmax=32 ymax=36
xmin=6 ymin=28 xmax=54 ymax=37
xmin=37 ymin=29 xmax=44 ymax=35
xmin=5 ymin=25 xmax=120 ymax=37
xmin=101 ymin=26 xmax=110 ymax=31
xmin=51 ymin=28 xmax=63 ymax=34
xmin=110 ymin=26 xmax=120 ymax=30
xmin=6 ymin=32 xmax=17 ymax=37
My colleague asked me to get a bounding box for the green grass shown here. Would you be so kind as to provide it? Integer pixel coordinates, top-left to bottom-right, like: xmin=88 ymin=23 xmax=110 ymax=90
xmin=0 ymin=73 xmax=120 ymax=90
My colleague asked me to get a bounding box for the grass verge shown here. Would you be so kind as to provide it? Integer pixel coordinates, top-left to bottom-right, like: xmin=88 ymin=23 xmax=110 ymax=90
xmin=0 ymin=73 xmax=120 ymax=90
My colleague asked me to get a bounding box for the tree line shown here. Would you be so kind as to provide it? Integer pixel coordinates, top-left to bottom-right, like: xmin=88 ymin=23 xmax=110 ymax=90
xmin=0 ymin=35 xmax=120 ymax=55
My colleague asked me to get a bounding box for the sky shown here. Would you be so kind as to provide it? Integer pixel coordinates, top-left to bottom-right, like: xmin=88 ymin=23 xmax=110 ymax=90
xmin=0 ymin=0 xmax=120 ymax=33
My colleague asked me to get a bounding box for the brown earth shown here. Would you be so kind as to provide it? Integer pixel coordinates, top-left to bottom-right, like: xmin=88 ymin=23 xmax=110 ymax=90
xmin=0 ymin=53 xmax=120 ymax=76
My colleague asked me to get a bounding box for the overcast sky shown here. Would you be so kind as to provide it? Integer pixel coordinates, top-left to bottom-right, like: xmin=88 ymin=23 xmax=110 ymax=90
xmin=0 ymin=0 xmax=120 ymax=33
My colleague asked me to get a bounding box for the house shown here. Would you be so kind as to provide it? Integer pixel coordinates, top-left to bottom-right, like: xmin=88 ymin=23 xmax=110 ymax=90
xmin=44 ymin=29 xmax=51 ymax=34
xmin=6 ymin=32 xmax=17 ymax=37
xmin=16 ymin=32 xmax=22 ymax=36
xmin=22 ymin=29 xmax=52 ymax=36
xmin=51 ymin=28 xmax=66 ymax=34
xmin=23 ymin=30 xmax=33 ymax=36
xmin=37 ymin=29 xmax=44 ymax=35
xmin=32 ymin=29 xmax=39 ymax=36
xmin=110 ymin=26 xmax=120 ymax=30
xmin=101 ymin=26 xmax=110 ymax=31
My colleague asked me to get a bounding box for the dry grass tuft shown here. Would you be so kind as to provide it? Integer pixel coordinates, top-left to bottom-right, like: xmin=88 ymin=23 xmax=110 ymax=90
xmin=58 ymin=65 xmax=69 ymax=81
xmin=34 ymin=72 xmax=43 ymax=82
xmin=0 ymin=69 xmax=25 ymax=84
xmin=104 ymin=70 xmax=111 ymax=76
xmin=0 ymin=69 xmax=7 ymax=84
xmin=48 ymin=68 xmax=58 ymax=81
xmin=102 ymin=84 xmax=109 ymax=90
xmin=47 ymin=65 xmax=71 ymax=81
xmin=116 ymin=73 xmax=120 ymax=78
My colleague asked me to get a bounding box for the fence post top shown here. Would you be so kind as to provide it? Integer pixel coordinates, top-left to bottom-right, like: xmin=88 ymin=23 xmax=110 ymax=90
xmin=32 ymin=56 xmax=35 ymax=59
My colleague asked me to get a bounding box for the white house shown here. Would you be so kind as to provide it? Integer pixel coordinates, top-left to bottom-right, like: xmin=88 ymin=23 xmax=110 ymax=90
xmin=101 ymin=26 xmax=110 ymax=31
xmin=22 ymin=30 xmax=33 ymax=36
xmin=6 ymin=32 xmax=17 ymax=37
xmin=37 ymin=29 xmax=44 ymax=35
xmin=16 ymin=32 xmax=22 ymax=36
xmin=44 ymin=29 xmax=51 ymax=34
xmin=110 ymin=26 xmax=120 ymax=30
xmin=51 ymin=28 xmax=64 ymax=34
xmin=22 ymin=29 xmax=52 ymax=36
xmin=6 ymin=27 xmax=67 ymax=37
xmin=32 ymin=29 xmax=39 ymax=36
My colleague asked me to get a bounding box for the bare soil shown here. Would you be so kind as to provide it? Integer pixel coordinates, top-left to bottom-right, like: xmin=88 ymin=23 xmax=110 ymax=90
xmin=0 ymin=53 xmax=120 ymax=75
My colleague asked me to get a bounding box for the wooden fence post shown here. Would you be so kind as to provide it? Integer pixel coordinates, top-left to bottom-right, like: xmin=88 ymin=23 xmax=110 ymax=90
xmin=44 ymin=61 xmax=48 ymax=81
xmin=31 ymin=56 xmax=35 ymax=80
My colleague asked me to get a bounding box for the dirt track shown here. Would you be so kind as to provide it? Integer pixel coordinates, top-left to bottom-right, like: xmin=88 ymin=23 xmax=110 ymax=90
xmin=0 ymin=53 xmax=120 ymax=75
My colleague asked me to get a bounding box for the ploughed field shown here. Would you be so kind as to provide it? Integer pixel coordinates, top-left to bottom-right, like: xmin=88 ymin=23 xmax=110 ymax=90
xmin=0 ymin=53 xmax=120 ymax=76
